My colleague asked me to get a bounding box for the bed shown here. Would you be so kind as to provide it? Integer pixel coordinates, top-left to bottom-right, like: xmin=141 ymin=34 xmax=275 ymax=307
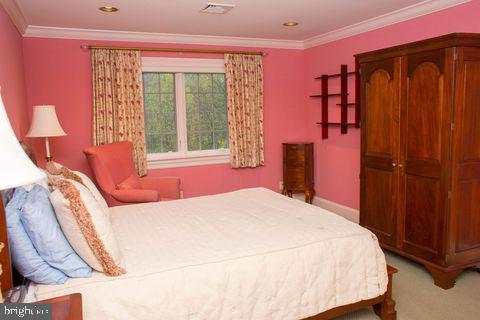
xmin=28 ymin=187 xmax=396 ymax=320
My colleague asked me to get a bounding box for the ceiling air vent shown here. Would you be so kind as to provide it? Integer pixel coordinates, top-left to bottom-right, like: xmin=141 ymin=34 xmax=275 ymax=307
xmin=201 ymin=3 xmax=235 ymax=14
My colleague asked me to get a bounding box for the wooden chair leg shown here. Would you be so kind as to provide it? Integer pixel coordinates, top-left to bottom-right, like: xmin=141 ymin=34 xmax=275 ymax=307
xmin=425 ymin=265 xmax=463 ymax=290
xmin=373 ymin=265 xmax=397 ymax=320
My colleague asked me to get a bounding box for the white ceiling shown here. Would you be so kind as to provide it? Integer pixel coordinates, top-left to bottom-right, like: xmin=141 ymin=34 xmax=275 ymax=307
xmin=16 ymin=0 xmax=438 ymax=41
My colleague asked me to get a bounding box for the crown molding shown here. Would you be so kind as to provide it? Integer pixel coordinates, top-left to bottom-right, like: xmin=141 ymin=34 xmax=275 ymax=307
xmin=0 ymin=0 xmax=27 ymax=34
xmin=23 ymin=25 xmax=305 ymax=50
xmin=303 ymin=0 xmax=471 ymax=49
xmin=16 ymin=0 xmax=471 ymax=50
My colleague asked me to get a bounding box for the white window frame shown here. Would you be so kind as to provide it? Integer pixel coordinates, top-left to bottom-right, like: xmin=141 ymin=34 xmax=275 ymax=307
xmin=142 ymin=57 xmax=230 ymax=169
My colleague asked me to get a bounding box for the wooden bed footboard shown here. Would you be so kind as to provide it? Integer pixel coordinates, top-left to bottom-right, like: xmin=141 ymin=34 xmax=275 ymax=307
xmin=304 ymin=265 xmax=397 ymax=320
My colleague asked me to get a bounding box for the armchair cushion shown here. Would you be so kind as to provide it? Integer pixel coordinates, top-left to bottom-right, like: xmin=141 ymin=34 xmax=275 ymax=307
xmin=139 ymin=177 xmax=181 ymax=200
xmin=110 ymin=189 xmax=159 ymax=203
xmin=116 ymin=175 xmax=141 ymax=190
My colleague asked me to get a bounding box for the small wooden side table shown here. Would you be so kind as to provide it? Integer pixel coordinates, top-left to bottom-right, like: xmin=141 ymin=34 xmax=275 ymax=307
xmin=37 ymin=293 xmax=83 ymax=320
xmin=282 ymin=142 xmax=315 ymax=203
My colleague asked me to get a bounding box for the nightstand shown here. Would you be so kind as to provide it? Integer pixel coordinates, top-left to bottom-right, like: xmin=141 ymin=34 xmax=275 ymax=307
xmin=37 ymin=293 xmax=83 ymax=320
xmin=282 ymin=142 xmax=315 ymax=203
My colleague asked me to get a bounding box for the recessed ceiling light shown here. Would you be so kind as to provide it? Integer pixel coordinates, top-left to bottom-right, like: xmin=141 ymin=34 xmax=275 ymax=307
xmin=283 ymin=22 xmax=299 ymax=27
xmin=99 ymin=6 xmax=119 ymax=13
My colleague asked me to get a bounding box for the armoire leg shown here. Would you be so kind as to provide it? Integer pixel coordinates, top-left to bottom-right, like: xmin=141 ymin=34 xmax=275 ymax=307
xmin=373 ymin=265 xmax=397 ymax=320
xmin=425 ymin=266 xmax=463 ymax=289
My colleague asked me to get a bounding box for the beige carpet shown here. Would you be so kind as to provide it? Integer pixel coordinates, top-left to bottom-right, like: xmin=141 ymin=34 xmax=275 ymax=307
xmin=336 ymin=251 xmax=480 ymax=320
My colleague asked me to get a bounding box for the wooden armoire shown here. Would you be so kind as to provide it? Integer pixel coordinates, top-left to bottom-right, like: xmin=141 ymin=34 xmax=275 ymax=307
xmin=356 ymin=33 xmax=480 ymax=289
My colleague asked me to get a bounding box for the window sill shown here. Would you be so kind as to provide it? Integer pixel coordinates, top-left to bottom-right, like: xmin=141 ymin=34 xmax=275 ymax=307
xmin=147 ymin=152 xmax=230 ymax=169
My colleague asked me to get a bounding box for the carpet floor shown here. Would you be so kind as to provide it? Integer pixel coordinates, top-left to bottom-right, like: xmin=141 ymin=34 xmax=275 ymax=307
xmin=336 ymin=251 xmax=480 ymax=320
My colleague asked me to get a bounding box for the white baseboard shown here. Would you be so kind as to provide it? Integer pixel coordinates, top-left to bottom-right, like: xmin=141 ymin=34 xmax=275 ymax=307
xmin=292 ymin=194 xmax=359 ymax=223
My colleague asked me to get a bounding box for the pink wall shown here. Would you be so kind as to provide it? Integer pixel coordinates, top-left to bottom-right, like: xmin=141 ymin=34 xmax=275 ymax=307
xmin=20 ymin=0 xmax=480 ymax=203
xmin=304 ymin=0 xmax=480 ymax=209
xmin=0 ymin=5 xmax=28 ymax=138
xmin=22 ymin=38 xmax=306 ymax=197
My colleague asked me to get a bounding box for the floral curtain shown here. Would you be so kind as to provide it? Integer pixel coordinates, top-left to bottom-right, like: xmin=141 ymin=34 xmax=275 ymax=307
xmin=92 ymin=49 xmax=147 ymax=176
xmin=224 ymin=54 xmax=265 ymax=168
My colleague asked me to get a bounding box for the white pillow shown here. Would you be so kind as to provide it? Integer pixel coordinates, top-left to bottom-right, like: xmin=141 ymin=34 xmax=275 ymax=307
xmin=74 ymin=170 xmax=109 ymax=212
xmin=49 ymin=178 xmax=125 ymax=276
xmin=45 ymin=161 xmax=109 ymax=211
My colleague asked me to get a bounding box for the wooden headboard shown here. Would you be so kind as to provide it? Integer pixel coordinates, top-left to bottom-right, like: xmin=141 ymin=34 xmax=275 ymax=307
xmin=0 ymin=196 xmax=12 ymax=292
xmin=0 ymin=141 xmax=38 ymax=292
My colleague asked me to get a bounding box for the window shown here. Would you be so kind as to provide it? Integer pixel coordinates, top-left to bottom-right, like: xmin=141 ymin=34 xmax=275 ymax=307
xmin=143 ymin=73 xmax=177 ymax=153
xmin=142 ymin=58 xmax=229 ymax=168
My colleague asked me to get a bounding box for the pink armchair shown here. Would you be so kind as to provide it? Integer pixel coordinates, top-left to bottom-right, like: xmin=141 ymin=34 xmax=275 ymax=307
xmin=83 ymin=141 xmax=181 ymax=207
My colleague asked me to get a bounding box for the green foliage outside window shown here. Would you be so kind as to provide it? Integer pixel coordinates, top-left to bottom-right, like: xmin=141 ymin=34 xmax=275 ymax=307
xmin=143 ymin=72 xmax=228 ymax=155
xmin=185 ymin=73 xmax=228 ymax=151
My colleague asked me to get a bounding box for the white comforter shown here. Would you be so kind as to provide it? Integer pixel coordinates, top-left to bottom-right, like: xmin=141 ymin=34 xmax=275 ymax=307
xmin=33 ymin=188 xmax=387 ymax=320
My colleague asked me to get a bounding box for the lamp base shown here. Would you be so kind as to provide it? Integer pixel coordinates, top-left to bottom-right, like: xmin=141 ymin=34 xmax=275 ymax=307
xmin=46 ymin=156 xmax=53 ymax=162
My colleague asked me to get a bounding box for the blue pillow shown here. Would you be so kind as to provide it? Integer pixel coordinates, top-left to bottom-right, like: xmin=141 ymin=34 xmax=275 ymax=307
xmin=1 ymin=189 xmax=14 ymax=205
xmin=21 ymin=185 xmax=92 ymax=278
xmin=5 ymin=188 xmax=67 ymax=285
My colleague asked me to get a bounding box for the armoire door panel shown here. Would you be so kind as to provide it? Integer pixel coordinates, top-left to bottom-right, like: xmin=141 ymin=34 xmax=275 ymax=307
xmin=364 ymin=69 xmax=395 ymax=157
xmin=458 ymin=59 xmax=480 ymax=161
xmin=456 ymin=180 xmax=480 ymax=252
xmin=403 ymin=176 xmax=441 ymax=255
xmin=405 ymin=158 xmax=441 ymax=179
xmin=360 ymin=58 xmax=399 ymax=248
xmin=406 ymin=61 xmax=443 ymax=162
xmin=362 ymin=168 xmax=396 ymax=246
xmin=451 ymin=47 xmax=480 ymax=258
xmin=399 ymin=49 xmax=452 ymax=263
xmin=406 ymin=49 xmax=445 ymax=76
xmin=457 ymin=161 xmax=480 ymax=180
xmin=364 ymin=155 xmax=393 ymax=171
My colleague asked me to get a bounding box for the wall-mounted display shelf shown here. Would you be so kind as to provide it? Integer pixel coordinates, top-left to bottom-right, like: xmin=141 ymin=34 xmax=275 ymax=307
xmin=310 ymin=63 xmax=360 ymax=139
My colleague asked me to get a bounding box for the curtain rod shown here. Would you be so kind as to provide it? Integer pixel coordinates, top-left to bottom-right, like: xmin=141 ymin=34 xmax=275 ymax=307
xmin=80 ymin=45 xmax=267 ymax=56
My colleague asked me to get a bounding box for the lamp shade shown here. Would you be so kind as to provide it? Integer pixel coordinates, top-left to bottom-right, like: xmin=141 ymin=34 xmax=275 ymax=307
xmin=26 ymin=105 xmax=66 ymax=137
xmin=0 ymin=92 xmax=46 ymax=190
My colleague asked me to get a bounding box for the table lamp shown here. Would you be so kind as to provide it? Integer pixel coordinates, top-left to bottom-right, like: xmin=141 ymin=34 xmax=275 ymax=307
xmin=26 ymin=105 xmax=66 ymax=161
xmin=0 ymin=90 xmax=46 ymax=300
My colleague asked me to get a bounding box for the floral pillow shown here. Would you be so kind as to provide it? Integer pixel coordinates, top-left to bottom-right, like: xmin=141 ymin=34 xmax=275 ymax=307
xmin=46 ymin=161 xmax=109 ymax=211
xmin=49 ymin=177 xmax=125 ymax=276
